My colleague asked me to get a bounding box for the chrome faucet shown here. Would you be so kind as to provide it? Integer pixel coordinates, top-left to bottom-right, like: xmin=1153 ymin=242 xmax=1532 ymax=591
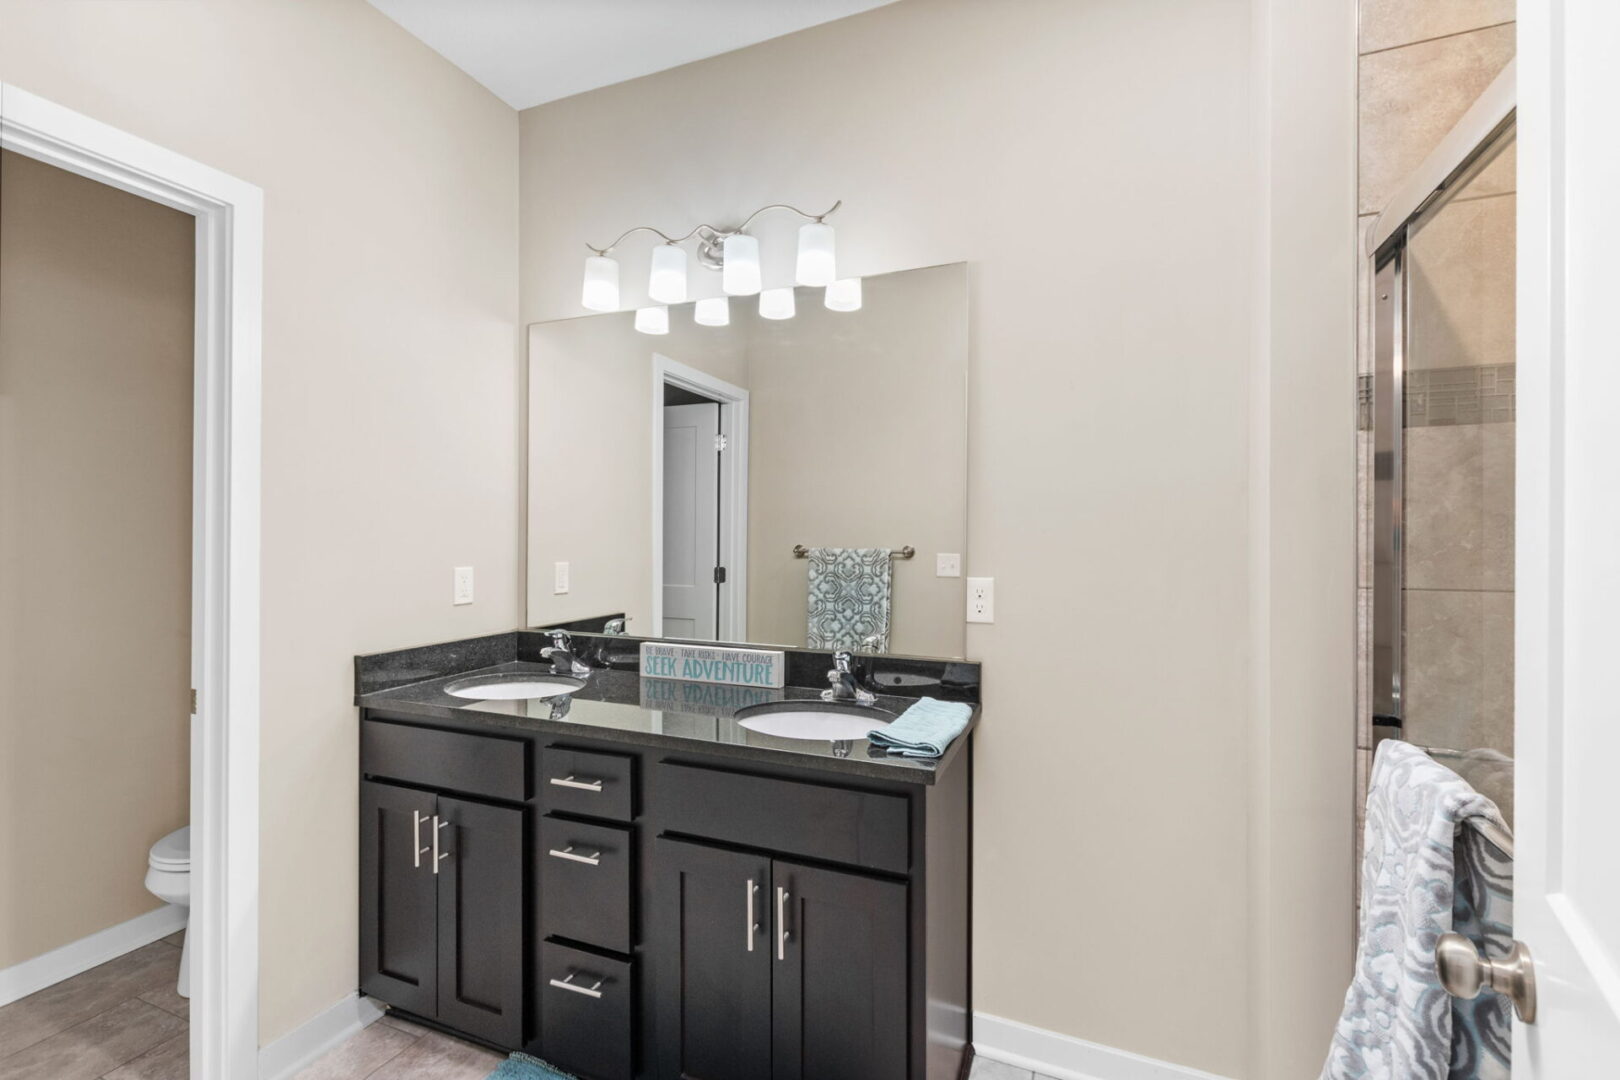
xmin=823 ymin=650 xmax=876 ymax=705
xmin=540 ymin=630 xmax=590 ymax=677
xmin=603 ymin=617 xmax=627 ymax=635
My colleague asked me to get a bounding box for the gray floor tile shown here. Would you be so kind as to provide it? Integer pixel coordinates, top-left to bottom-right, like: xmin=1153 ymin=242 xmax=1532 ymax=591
xmin=365 ymin=1030 xmax=504 ymax=1080
xmin=0 ymin=944 xmax=178 ymax=1059
xmin=102 ymin=1032 xmax=190 ymax=1080
xmin=0 ymin=998 xmax=184 ymax=1080
xmin=289 ymin=1022 xmax=415 ymax=1080
xmin=375 ymin=1013 xmax=429 ymax=1038
xmin=160 ymin=932 xmax=186 ymax=949
xmin=970 ymin=1057 xmax=1035 ymax=1080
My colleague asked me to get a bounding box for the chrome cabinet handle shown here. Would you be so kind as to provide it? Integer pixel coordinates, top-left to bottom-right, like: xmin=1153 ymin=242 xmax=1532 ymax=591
xmin=746 ymin=879 xmax=759 ymax=952
xmin=412 ymin=810 xmax=427 ymax=869
xmin=1437 ymin=933 xmax=1537 ymax=1023
xmin=548 ymin=845 xmax=602 ymax=866
xmin=549 ymin=971 xmax=604 ymax=999
xmin=776 ymin=887 xmax=790 ymax=961
xmin=549 ymin=774 xmax=603 ymax=792
xmin=432 ymin=816 xmax=450 ymax=874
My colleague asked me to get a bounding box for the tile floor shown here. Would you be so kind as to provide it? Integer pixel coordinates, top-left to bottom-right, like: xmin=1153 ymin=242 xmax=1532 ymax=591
xmin=0 ymin=940 xmax=1047 ymax=1080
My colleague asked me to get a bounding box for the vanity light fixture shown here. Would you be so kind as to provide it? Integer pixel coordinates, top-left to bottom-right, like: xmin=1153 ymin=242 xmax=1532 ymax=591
xmin=582 ymin=200 xmax=842 ymax=312
xmin=634 ymin=305 xmax=669 ymax=335
xmin=648 ymin=244 xmax=688 ymax=305
xmin=759 ymin=287 xmax=796 ymax=320
xmin=693 ymin=296 xmax=730 ymax=327
xmin=581 ymin=254 xmax=619 ymax=312
xmin=825 ymin=277 xmax=863 ymax=313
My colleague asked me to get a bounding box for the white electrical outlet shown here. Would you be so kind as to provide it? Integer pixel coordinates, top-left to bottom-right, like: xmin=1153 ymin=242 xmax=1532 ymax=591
xmin=966 ymin=577 xmax=994 ymax=623
xmin=554 ymin=561 xmax=570 ymax=595
xmin=936 ymin=553 xmax=961 ymax=578
xmin=452 ymin=566 xmax=474 ymax=605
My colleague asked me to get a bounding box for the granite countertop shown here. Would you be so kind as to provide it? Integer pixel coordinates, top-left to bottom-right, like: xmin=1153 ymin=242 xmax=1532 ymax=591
xmin=355 ymin=653 xmax=977 ymax=785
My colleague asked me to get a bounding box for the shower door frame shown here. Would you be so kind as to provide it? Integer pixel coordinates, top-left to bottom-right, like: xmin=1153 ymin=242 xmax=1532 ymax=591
xmin=1366 ymin=61 xmax=1517 ymax=740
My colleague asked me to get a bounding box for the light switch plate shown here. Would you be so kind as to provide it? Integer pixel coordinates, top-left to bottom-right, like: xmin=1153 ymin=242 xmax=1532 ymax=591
xmin=452 ymin=566 xmax=474 ymax=605
xmin=966 ymin=577 xmax=994 ymax=623
xmin=936 ymin=553 xmax=961 ymax=577
xmin=554 ymin=561 xmax=570 ymax=595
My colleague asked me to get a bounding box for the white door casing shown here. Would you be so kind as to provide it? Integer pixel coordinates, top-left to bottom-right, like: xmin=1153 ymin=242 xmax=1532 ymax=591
xmin=0 ymin=85 xmax=262 ymax=1079
xmin=661 ymin=402 xmax=720 ymax=640
xmin=1513 ymin=0 xmax=1620 ymax=1067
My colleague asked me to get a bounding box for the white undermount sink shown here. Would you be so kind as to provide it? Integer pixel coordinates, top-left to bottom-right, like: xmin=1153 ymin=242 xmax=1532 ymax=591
xmin=735 ymin=701 xmax=895 ymax=741
xmin=443 ymin=674 xmax=585 ymax=700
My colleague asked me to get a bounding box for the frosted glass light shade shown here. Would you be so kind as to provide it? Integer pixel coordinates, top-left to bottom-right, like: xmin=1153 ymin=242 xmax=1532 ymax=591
xmin=648 ymin=244 xmax=688 ymax=304
xmin=581 ymin=255 xmax=620 ymax=311
xmin=694 ymin=296 xmax=730 ymax=327
xmin=634 ymin=305 xmax=669 ymax=335
xmin=722 ymin=234 xmax=762 ymax=295
xmin=759 ymin=287 xmax=796 ymax=320
xmin=824 ymin=277 xmax=863 ymax=312
xmin=795 ymin=222 xmax=837 ymax=286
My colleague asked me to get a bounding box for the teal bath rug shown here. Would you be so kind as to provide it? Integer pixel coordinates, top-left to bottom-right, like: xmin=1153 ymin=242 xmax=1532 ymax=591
xmin=484 ymin=1053 xmax=577 ymax=1080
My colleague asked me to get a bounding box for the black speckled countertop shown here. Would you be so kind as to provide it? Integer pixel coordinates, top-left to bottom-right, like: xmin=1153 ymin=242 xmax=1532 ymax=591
xmin=354 ymin=631 xmax=979 ymax=785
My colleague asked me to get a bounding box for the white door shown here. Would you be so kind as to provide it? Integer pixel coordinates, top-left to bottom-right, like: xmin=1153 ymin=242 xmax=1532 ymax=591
xmin=661 ymin=402 xmax=720 ymax=640
xmin=1513 ymin=0 xmax=1620 ymax=1067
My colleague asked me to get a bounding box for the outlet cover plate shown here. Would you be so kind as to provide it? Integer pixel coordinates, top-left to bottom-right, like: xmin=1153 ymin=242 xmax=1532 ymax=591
xmin=966 ymin=577 xmax=994 ymax=623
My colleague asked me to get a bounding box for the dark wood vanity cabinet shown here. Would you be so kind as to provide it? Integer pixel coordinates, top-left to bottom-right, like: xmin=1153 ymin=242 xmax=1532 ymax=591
xmin=652 ymin=840 xmax=910 ymax=1080
xmin=358 ymin=710 xmax=971 ymax=1080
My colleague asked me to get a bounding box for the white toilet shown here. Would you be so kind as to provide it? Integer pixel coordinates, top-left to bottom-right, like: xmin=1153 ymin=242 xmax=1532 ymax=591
xmin=145 ymin=826 xmax=191 ymax=998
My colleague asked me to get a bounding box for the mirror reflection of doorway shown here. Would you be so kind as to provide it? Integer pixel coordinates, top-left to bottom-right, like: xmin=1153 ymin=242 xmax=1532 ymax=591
xmin=662 ymin=385 xmax=721 ymax=639
xmin=652 ymin=355 xmax=749 ymax=642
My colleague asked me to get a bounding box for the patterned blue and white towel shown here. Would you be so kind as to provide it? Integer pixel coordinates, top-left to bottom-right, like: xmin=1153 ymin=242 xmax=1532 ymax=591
xmin=1321 ymin=740 xmax=1511 ymax=1080
xmin=806 ymin=547 xmax=892 ymax=652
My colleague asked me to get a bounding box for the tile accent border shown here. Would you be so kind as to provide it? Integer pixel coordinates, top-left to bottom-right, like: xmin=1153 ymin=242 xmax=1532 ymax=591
xmin=259 ymin=991 xmax=387 ymax=1080
xmin=1406 ymin=363 xmax=1516 ymax=425
xmin=974 ymin=1012 xmax=1237 ymax=1080
xmin=0 ymin=903 xmax=186 ymax=1008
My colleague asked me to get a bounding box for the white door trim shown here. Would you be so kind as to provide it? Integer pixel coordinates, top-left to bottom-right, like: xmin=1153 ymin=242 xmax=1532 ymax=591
xmin=0 ymin=84 xmax=263 ymax=1080
xmin=650 ymin=354 xmax=748 ymax=641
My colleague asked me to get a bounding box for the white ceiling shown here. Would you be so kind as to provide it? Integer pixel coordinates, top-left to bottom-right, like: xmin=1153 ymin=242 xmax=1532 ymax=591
xmin=368 ymin=0 xmax=898 ymax=110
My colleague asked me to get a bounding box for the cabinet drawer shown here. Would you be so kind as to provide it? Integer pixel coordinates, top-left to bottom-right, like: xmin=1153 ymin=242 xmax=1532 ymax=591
xmin=362 ymin=719 xmax=528 ymax=802
xmin=540 ymin=941 xmax=633 ymax=1080
xmin=540 ymin=815 xmax=632 ymax=954
xmin=539 ymin=746 xmax=635 ymax=822
xmin=656 ymin=762 xmax=910 ymax=875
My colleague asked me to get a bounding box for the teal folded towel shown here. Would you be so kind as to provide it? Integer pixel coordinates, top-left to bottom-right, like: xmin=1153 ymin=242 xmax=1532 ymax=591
xmin=867 ymin=697 xmax=973 ymax=758
xmin=484 ymin=1054 xmax=577 ymax=1079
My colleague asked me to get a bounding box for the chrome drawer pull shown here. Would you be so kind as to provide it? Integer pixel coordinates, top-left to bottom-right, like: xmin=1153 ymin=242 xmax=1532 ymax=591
xmin=432 ymin=816 xmax=450 ymax=874
xmin=746 ymin=879 xmax=759 ymax=952
xmin=548 ymin=845 xmax=602 ymax=866
xmin=776 ymin=887 xmax=790 ymax=961
xmin=549 ymin=774 xmax=603 ymax=792
xmin=412 ymin=810 xmax=427 ymax=869
xmin=549 ymin=971 xmax=604 ymax=999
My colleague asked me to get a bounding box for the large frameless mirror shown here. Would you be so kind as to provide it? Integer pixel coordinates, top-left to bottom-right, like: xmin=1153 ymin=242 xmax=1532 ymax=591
xmin=526 ymin=262 xmax=969 ymax=659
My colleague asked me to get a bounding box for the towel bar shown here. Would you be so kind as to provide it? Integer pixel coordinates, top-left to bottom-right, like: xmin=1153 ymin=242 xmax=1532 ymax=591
xmin=1409 ymin=743 xmax=1516 ymax=858
xmin=792 ymin=544 xmax=914 ymax=559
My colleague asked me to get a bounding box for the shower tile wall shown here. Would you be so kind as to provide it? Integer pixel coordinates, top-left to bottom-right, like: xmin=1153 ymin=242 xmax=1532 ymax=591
xmin=1355 ymin=2 xmax=1516 ymax=823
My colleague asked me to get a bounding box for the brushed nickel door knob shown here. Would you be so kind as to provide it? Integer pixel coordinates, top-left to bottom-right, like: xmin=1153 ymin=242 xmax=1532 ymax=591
xmin=1436 ymin=932 xmax=1537 ymax=1023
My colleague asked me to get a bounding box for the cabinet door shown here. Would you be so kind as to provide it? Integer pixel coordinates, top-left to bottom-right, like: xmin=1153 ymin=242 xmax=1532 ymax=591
xmin=652 ymin=838 xmax=772 ymax=1080
xmin=771 ymin=860 xmax=908 ymax=1080
xmin=435 ymin=796 xmax=524 ymax=1047
xmin=359 ymin=780 xmax=438 ymax=1018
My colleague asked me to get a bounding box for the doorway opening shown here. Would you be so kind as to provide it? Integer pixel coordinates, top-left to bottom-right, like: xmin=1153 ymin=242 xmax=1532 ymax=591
xmin=650 ymin=354 xmax=748 ymax=642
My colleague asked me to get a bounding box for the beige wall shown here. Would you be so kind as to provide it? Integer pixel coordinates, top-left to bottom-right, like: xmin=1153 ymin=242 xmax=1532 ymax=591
xmin=0 ymin=150 xmax=193 ymax=969
xmin=519 ymin=1 xmax=1355 ymax=1075
xmin=0 ymin=0 xmax=520 ymax=1044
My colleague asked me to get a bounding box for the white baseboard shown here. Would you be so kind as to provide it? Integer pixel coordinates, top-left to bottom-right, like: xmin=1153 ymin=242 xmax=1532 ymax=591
xmin=0 ymin=904 xmax=187 ymax=1008
xmin=259 ymin=991 xmax=386 ymax=1080
xmin=974 ymin=1012 xmax=1236 ymax=1080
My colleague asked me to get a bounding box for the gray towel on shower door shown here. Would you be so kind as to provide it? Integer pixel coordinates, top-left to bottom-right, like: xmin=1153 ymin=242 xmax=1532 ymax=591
xmin=805 ymin=547 xmax=892 ymax=652
xmin=1321 ymin=740 xmax=1511 ymax=1080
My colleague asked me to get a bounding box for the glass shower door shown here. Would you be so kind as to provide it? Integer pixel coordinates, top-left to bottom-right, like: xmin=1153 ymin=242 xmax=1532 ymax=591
xmin=1372 ymin=125 xmax=1516 ymax=823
